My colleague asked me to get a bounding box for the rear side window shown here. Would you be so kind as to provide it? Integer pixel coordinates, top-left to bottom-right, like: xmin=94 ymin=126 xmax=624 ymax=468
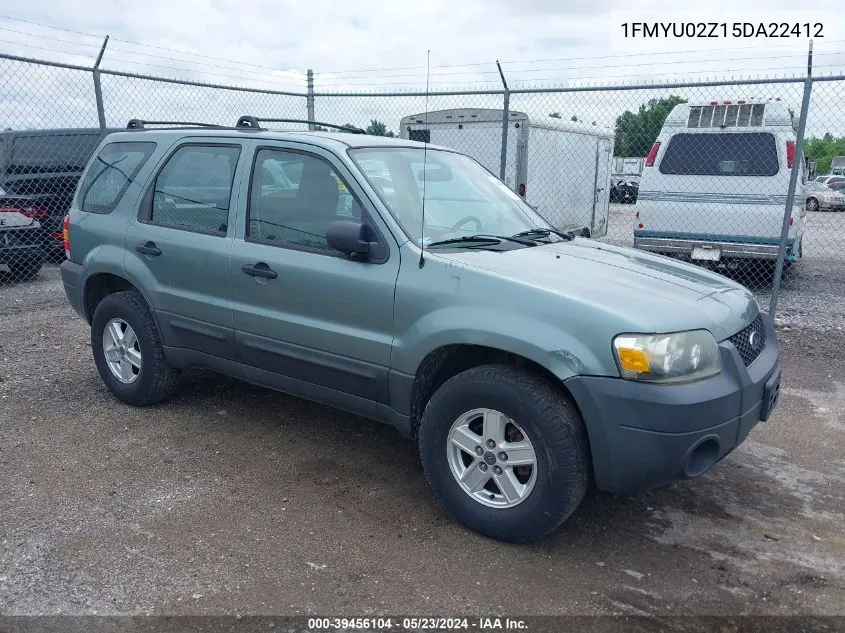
xmin=149 ymin=144 xmax=241 ymax=235
xmin=659 ymin=132 xmax=779 ymax=177
xmin=78 ymin=142 xmax=156 ymax=214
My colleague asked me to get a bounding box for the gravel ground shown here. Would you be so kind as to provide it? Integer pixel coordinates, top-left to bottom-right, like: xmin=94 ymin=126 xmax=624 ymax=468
xmin=0 ymin=266 xmax=843 ymax=617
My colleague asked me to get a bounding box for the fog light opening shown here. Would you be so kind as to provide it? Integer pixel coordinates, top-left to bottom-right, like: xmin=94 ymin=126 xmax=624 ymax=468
xmin=685 ymin=438 xmax=720 ymax=478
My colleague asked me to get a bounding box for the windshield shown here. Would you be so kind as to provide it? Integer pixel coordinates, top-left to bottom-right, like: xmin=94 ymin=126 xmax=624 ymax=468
xmin=349 ymin=147 xmax=554 ymax=246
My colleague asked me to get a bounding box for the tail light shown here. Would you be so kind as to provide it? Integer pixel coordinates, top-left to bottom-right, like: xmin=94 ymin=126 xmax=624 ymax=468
xmin=786 ymin=141 xmax=795 ymax=169
xmin=62 ymin=214 xmax=71 ymax=259
xmin=518 ymin=183 xmax=526 ymax=197
xmin=646 ymin=142 xmax=661 ymax=167
xmin=635 ymin=211 xmax=640 ymax=218
xmin=789 ymin=218 xmax=794 ymax=226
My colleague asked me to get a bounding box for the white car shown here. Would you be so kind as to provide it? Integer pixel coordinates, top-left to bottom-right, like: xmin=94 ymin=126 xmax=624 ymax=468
xmin=805 ymin=181 xmax=845 ymax=212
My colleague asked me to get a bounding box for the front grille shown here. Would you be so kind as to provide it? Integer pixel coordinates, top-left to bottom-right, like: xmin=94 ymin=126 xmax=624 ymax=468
xmin=728 ymin=314 xmax=766 ymax=367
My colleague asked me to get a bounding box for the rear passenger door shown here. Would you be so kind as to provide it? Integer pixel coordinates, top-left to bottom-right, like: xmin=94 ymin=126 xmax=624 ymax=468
xmin=124 ymin=140 xmax=248 ymax=360
xmin=229 ymin=143 xmax=399 ymax=405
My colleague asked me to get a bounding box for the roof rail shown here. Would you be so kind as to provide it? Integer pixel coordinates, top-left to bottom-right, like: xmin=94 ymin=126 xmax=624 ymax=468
xmin=126 ymin=119 xmax=227 ymax=130
xmin=235 ymin=116 xmax=365 ymax=134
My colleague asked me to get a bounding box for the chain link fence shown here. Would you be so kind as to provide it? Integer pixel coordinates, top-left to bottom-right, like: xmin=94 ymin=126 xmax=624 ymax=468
xmin=1 ymin=51 xmax=844 ymax=327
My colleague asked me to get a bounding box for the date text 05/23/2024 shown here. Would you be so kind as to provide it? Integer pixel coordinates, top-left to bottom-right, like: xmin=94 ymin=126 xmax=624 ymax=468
xmin=307 ymin=617 xmax=528 ymax=630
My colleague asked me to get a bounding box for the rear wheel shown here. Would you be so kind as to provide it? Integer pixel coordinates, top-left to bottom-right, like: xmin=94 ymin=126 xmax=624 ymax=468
xmin=91 ymin=289 xmax=181 ymax=406
xmin=806 ymin=197 xmax=819 ymax=212
xmin=418 ymin=365 xmax=589 ymax=543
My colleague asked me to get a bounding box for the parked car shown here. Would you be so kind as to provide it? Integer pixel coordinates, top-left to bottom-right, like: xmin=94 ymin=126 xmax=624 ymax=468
xmin=827 ymin=180 xmax=845 ymax=194
xmin=0 ymin=128 xmax=118 ymax=261
xmin=0 ymin=206 xmax=44 ymax=280
xmin=634 ymin=99 xmax=805 ymax=274
xmin=805 ymin=180 xmax=845 ymax=212
xmin=60 ymin=116 xmax=781 ymax=543
xmin=814 ymin=175 xmax=845 ymax=186
xmin=609 ymin=176 xmax=639 ymax=203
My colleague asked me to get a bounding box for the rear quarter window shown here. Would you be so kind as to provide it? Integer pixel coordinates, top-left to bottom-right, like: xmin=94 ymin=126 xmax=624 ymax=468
xmin=78 ymin=142 xmax=156 ymax=214
xmin=659 ymin=132 xmax=780 ymax=177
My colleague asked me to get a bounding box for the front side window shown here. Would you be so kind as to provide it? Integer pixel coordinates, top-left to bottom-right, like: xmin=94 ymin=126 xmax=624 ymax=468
xmin=659 ymin=132 xmax=779 ymax=177
xmin=247 ymin=149 xmax=362 ymax=251
xmin=78 ymin=142 xmax=155 ymax=214
xmin=150 ymin=145 xmax=240 ymax=234
xmin=349 ymin=147 xmax=553 ymax=246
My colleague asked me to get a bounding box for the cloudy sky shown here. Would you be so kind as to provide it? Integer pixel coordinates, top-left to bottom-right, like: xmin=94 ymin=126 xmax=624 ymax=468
xmin=0 ymin=0 xmax=842 ymax=134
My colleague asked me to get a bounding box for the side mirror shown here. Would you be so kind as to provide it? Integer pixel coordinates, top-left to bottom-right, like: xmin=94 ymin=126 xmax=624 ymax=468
xmin=327 ymin=220 xmax=371 ymax=257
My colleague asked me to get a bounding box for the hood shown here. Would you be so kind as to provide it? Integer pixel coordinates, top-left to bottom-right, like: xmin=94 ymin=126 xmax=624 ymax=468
xmin=435 ymin=239 xmax=758 ymax=341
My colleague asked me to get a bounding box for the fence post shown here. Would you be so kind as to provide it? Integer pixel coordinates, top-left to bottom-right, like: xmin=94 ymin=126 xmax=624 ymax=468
xmin=496 ymin=60 xmax=510 ymax=181
xmin=92 ymin=35 xmax=109 ymax=130
xmin=306 ymin=69 xmax=315 ymax=131
xmin=769 ymin=40 xmax=813 ymax=318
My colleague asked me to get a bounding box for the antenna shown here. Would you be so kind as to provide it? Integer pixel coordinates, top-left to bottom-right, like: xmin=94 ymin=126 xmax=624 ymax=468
xmin=419 ymin=49 xmax=430 ymax=269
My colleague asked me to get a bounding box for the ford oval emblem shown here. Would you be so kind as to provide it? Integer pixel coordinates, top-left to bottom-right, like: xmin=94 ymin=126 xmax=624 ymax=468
xmin=748 ymin=331 xmax=760 ymax=350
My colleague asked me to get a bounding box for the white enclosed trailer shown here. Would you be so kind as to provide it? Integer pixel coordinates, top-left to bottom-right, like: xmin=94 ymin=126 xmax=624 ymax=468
xmin=399 ymin=108 xmax=614 ymax=237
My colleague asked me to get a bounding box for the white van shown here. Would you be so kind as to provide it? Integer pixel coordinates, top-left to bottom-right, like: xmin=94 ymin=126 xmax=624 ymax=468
xmin=633 ymin=99 xmax=806 ymax=270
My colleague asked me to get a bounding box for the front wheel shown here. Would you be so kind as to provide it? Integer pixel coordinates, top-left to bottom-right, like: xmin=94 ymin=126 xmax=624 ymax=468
xmin=806 ymin=197 xmax=819 ymax=212
xmin=418 ymin=365 xmax=590 ymax=543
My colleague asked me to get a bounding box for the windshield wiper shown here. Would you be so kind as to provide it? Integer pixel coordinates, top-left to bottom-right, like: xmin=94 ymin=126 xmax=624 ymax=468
xmin=426 ymin=234 xmax=537 ymax=248
xmin=511 ymin=228 xmax=575 ymax=242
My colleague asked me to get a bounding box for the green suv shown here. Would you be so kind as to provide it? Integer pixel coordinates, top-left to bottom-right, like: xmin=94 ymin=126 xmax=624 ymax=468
xmin=60 ymin=117 xmax=782 ymax=543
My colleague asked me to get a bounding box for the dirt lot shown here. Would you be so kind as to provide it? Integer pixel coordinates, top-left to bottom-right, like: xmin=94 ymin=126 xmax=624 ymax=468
xmin=0 ymin=266 xmax=843 ymax=617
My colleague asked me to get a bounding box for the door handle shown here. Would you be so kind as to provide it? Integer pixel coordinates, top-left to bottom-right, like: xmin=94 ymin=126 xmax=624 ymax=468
xmin=135 ymin=241 xmax=162 ymax=256
xmin=242 ymin=262 xmax=278 ymax=279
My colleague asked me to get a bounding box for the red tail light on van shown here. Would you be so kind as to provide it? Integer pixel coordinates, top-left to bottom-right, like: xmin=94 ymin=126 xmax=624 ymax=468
xmin=786 ymin=141 xmax=795 ymax=169
xmin=645 ymin=142 xmax=661 ymax=167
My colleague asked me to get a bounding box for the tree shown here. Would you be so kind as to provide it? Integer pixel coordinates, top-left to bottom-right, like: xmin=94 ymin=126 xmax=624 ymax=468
xmin=549 ymin=112 xmax=562 ymax=119
xmin=365 ymin=119 xmax=395 ymax=137
xmin=804 ymin=133 xmax=845 ymax=174
xmin=614 ymin=95 xmax=687 ymax=157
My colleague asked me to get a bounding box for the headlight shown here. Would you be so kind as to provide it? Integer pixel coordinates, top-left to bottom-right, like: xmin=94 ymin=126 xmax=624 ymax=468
xmin=613 ymin=330 xmax=722 ymax=383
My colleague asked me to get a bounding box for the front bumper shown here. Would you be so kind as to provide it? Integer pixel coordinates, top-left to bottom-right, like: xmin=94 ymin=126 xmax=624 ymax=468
xmin=564 ymin=312 xmax=781 ymax=492
xmin=633 ymin=235 xmax=789 ymax=260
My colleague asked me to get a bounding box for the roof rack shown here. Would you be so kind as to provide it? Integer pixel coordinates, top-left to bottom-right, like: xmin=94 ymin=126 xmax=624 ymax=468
xmin=126 ymin=119 xmax=228 ymax=130
xmin=235 ymin=116 xmax=365 ymax=134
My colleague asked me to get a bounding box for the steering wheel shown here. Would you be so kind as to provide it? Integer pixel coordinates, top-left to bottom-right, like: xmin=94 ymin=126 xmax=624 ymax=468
xmin=451 ymin=215 xmax=482 ymax=232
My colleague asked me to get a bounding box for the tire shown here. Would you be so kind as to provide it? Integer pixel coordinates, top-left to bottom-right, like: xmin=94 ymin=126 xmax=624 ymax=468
xmin=418 ymin=365 xmax=590 ymax=543
xmin=806 ymin=197 xmax=819 ymax=212
xmin=6 ymin=260 xmax=42 ymax=281
xmin=91 ymin=289 xmax=180 ymax=406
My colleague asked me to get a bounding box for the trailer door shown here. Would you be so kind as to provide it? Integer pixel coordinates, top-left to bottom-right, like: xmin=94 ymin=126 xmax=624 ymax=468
xmin=590 ymin=137 xmax=612 ymax=238
xmin=405 ymin=121 xmax=522 ymax=191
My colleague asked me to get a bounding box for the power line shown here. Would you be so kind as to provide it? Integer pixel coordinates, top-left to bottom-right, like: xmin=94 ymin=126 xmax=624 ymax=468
xmin=324 ymin=51 xmax=835 ymax=80
xmin=313 ymin=64 xmax=821 ymax=90
xmin=319 ymin=39 xmax=843 ymax=75
xmin=0 ymin=15 xmax=301 ymax=76
xmin=0 ymin=39 xmax=307 ymax=88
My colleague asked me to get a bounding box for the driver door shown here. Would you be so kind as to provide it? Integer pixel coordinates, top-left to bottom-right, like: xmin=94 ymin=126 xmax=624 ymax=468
xmin=229 ymin=143 xmax=400 ymax=407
